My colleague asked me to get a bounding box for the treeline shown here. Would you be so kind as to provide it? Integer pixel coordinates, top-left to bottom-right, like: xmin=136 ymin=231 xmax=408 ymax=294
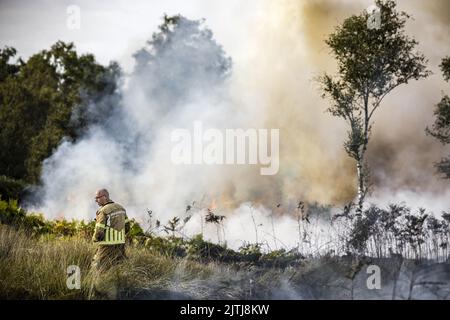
xmin=0 ymin=42 xmax=120 ymax=189
xmin=0 ymin=14 xmax=232 ymax=202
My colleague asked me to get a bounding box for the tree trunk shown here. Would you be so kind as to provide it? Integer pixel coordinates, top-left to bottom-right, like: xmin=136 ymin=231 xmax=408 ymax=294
xmin=356 ymin=160 xmax=365 ymax=216
xmin=357 ymin=92 xmax=370 ymax=217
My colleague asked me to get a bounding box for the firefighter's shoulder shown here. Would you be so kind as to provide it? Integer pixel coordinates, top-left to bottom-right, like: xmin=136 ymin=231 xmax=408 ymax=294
xmin=101 ymin=202 xmax=126 ymax=215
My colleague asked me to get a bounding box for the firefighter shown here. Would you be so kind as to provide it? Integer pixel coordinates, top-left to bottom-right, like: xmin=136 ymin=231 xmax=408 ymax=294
xmin=91 ymin=188 xmax=128 ymax=272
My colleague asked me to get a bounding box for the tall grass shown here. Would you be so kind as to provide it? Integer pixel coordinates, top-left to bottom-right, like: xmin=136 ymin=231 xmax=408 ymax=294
xmin=0 ymin=224 xmax=94 ymax=298
xmin=2 ymin=197 xmax=449 ymax=299
xmin=0 ymin=225 xmax=217 ymax=299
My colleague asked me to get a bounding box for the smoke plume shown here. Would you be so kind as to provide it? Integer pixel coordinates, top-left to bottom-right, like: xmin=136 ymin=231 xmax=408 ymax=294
xmin=31 ymin=0 xmax=450 ymax=249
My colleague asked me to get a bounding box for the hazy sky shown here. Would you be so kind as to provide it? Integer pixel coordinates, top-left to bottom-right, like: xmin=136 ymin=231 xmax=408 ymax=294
xmin=0 ymin=0 xmax=263 ymax=72
xmin=2 ymin=0 xmax=449 ymax=70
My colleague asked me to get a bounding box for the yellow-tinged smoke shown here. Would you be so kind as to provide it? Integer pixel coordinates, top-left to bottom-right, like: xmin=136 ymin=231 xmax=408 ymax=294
xmin=230 ymin=0 xmax=361 ymax=207
xmin=229 ymin=0 xmax=450 ymax=209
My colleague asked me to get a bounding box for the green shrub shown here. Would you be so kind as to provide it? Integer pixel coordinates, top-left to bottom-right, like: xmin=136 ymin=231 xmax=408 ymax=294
xmin=21 ymin=212 xmax=53 ymax=235
xmin=76 ymin=220 xmax=95 ymax=241
xmin=127 ymin=218 xmax=145 ymax=238
xmin=0 ymin=176 xmax=26 ymax=200
xmin=0 ymin=198 xmax=26 ymax=226
xmin=187 ymin=234 xmax=240 ymax=263
xmin=0 ymin=198 xmax=54 ymax=235
xmin=52 ymin=219 xmax=78 ymax=237
xmin=144 ymin=235 xmax=187 ymax=257
xmin=238 ymin=243 xmax=262 ymax=263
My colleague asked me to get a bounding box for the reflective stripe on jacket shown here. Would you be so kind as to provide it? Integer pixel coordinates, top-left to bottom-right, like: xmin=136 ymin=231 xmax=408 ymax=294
xmin=93 ymin=201 xmax=127 ymax=245
xmin=95 ymin=223 xmax=126 ymax=245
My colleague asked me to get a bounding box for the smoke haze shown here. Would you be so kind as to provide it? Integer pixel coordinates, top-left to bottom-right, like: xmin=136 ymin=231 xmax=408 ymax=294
xmin=15 ymin=0 xmax=449 ymax=248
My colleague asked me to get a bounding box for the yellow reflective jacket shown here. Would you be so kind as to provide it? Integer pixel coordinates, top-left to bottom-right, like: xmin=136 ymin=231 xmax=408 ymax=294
xmin=93 ymin=201 xmax=127 ymax=245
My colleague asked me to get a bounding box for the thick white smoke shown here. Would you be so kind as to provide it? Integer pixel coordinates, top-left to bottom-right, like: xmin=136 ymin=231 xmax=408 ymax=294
xmin=32 ymin=15 xmax=290 ymax=249
xmin=29 ymin=1 xmax=450 ymax=250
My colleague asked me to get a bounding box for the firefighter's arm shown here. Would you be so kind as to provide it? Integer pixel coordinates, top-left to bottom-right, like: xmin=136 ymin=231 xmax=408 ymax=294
xmin=92 ymin=211 xmax=107 ymax=242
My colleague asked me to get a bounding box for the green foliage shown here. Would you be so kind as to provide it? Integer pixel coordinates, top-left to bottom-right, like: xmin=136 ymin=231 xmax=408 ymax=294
xmin=0 ymin=198 xmax=26 ymax=225
xmin=76 ymin=220 xmax=95 ymax=240
xmin=52 ymin=219 xmax=78 ymax=237
xmin=163 ymin=216 xmax=181 ymax=237
xmin=0 ymin=200 xmax=304 ymax=267
xmin=343 ymin=119 xmax=365 ymax=160
xmin=0 ymin=175 xmax=26 ymax=200
xmin=0 ymin=46 xmax=22 ymax=82
xmin=426 ymin=56 xmax=450 ymax=179
xmin=347 ymin=208 xmax=379 ymax=254
xmin=342 ymin=204 xmax=450 ymax=259
xmin=239 ymin=243 xmax=263 ymax=262
xmin=427 ymin=95 xmax=450 ymax=145
xmin=187 ymin=234 xmax=238 ymax=262
xmin=426 ymin=57 xmax=450 ymax=145
xmin=319 ymin=0 xmax=430 ymax=212
xmin=20 ymin=213 xmax=53 ymax=235
xmin=145 ymin=235 xmax=187 ymax=258
xmin=127 ymin=218 xmax=145 ymax=238
xmin=0 ymin=42 xmax=120 ymax=183
xmin=441 ymin=56 xmax=450 ymax=82
xmin=0 ymin=198 xmax=91 ymax=237
xmin=324 ymin=0 xmax=429 ymax=102
xmin=0 ymin=198 xmax=51 ymax=235
xmin=435 ymin=159 xmax=450 ymax=179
